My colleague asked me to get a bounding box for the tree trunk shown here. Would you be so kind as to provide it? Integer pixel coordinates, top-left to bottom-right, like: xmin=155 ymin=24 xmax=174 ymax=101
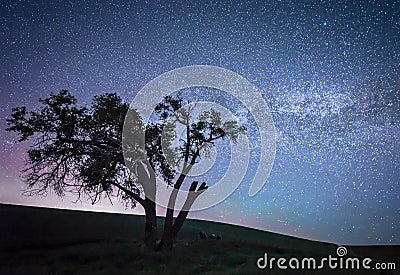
xmin=163 ymin=171 xmax=187 ymax=233
xmin=135 ymin=160 xmax=158 ymax=252
xmin=163 ymin=156 xmax=197 ymax=234
xmin=142 ymin=198 xmax=157 ymax=252
xmin=158 ymin=181 xmax=207 ymax=251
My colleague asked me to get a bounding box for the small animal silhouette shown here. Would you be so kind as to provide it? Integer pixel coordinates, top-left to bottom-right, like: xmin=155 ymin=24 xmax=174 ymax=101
xmin=199 ymin=231 xmax=221 ymax=240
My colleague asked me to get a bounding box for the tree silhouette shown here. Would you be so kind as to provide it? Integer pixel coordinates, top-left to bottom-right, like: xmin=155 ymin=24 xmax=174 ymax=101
xmin=6 ymin=90 xmax=245 ymax=251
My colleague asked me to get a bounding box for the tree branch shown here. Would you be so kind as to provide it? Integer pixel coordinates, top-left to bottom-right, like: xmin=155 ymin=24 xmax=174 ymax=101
xmin=110 ymin=181 xmax=145 ymax=207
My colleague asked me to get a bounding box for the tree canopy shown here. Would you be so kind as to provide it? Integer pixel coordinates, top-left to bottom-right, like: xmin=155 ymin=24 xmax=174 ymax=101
xmin=6 ymin=90 xmax=246 ymax=251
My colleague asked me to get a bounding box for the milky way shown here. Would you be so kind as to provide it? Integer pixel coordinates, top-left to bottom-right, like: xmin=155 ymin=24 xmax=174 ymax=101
xmin=0 ymin=0 xmax=399 ymax=244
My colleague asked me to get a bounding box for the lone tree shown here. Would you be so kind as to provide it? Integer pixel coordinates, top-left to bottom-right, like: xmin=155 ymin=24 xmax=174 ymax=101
xmin=6 ymin=90 xmax=245 ymax=251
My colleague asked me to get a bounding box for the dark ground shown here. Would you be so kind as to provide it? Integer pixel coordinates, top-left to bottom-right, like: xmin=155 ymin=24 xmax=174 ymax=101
xmin=0 ymin=203 xmax=398 ymax=274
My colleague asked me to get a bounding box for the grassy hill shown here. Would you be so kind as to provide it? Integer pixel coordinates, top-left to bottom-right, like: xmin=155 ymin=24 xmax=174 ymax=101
xmin=0 ymin=203 xmax=398 ymax=274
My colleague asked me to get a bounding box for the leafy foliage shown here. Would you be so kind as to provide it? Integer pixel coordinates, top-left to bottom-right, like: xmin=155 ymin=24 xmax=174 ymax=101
xmin=6 ymin=90 xmax=138 ymax=205
xmin=6 ymin=90 xmax=246 ymax=251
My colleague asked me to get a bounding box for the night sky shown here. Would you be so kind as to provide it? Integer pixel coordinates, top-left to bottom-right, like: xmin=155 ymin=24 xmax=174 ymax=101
xmin=1 ymin=0 xmax=399 ymax=245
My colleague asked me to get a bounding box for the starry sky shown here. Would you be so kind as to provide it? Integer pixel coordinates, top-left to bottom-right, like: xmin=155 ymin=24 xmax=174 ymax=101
xmin=1 ymin=0 xmax=399 ymax=245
